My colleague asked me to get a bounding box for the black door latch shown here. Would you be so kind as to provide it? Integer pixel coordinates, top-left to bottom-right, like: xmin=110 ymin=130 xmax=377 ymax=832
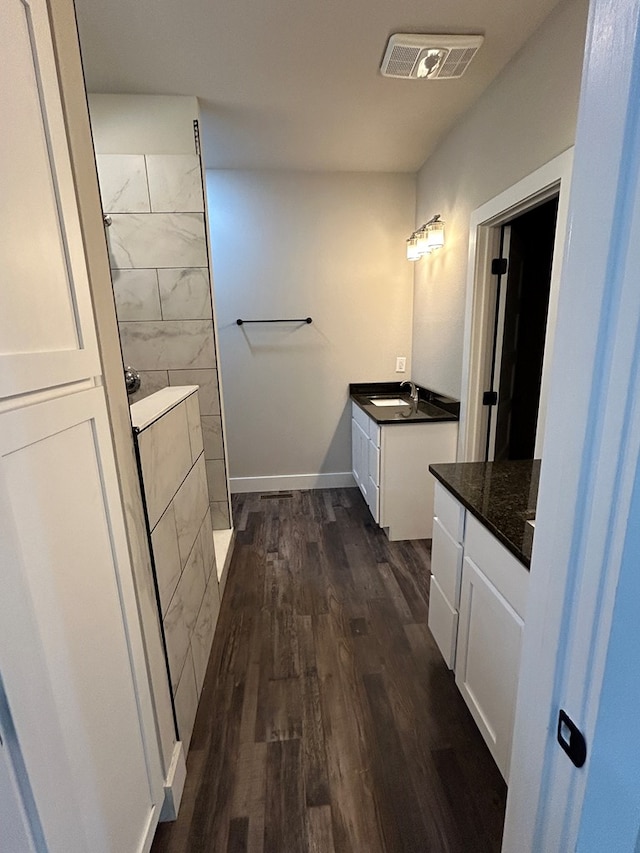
xmin=557 ymin=709 xmax=587 ymax=768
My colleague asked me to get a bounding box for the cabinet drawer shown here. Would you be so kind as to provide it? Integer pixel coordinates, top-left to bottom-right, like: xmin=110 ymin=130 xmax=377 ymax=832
xmin=351 ymin=402 xmax=380 ymax=447
xmin=464 ymin=514 xmax=528 ymax=619
xmin=434 ymin=481 xmax=465 ymax=542
xmin=351 ymin=401 xmax=371 ymax=434
xmin=428 ymin=575 xmax=458 ymax=670
xmin=431 ymin=517 xmax=463 ymax=607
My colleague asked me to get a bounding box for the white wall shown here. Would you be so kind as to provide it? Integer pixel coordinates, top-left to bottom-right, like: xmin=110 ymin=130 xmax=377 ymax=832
xmin=206 ymin=170 xmax=415 ymax=484
xmin=87 ymin=94 xmax=199 ymax=155
xmin=411 ymin=0 xmax=589 ymax=399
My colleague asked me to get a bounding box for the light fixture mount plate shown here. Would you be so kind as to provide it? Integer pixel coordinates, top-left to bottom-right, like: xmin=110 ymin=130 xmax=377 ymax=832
xmin=380 ymin=34 xmax=484 ymax=80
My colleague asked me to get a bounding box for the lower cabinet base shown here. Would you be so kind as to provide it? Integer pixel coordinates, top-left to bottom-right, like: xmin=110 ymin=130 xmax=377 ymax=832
xmin=352 ymin=403 xmax=458 ymax=541
xmin=428 ymin=487 xmax=530 ymax=783
xmin=380 ymin=422 xmax=458 ymax=541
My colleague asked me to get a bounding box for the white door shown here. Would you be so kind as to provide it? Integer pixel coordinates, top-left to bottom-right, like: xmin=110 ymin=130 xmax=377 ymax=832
xmin=503 ymin=0 xmax=640 ymax=849
xmin=0 ymin=0 xmax=162 ymax=850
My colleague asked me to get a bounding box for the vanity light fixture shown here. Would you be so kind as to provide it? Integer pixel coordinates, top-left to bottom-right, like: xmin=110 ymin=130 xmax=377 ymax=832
xmin=426 ymin=215 xmax=445 ymax=250
xmin=406 ymin=214 xmax=445 ymax=261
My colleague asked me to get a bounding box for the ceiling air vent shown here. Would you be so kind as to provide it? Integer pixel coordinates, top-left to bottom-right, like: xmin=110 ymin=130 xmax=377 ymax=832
xmin=380 ymin=34 xmax=484 ymax=80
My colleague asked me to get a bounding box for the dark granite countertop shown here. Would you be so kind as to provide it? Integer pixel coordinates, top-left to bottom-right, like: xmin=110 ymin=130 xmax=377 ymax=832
xmin=429 ymin=459 xmax=540 ymax=568
xmin=350 ymin=382 xmax=459 ymax=425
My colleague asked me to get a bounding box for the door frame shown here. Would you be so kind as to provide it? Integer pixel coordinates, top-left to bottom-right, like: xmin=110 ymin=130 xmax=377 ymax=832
xmin=457 ymin=148 xmax=573 ymax=462
xmin=485 ymin=223 xmax=511 ymax=460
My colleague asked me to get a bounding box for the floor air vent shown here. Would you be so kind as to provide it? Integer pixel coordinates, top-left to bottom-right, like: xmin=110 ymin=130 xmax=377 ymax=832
xmin=380 ymin=34 xmax=484 ymax=80
xmin=260 ymin=493 xmax=293 ymax=500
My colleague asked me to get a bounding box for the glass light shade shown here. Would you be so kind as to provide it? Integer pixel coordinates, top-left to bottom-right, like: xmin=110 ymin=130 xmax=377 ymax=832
xmin=427 ymin=219 xmax=445 ymax=250
xmin=406 ymin=234 xmax=420 ymax=261
xmin=416 ymin=227 xmax=431 ymax=256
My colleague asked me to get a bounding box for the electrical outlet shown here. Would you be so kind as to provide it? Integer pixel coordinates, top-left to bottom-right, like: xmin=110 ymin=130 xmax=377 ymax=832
xmin=396 ymin=356 xmax=407 ymax=373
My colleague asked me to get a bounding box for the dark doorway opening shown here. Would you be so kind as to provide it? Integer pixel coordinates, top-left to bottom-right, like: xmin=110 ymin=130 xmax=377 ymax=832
xmin=488 ymin=195 xmax=559 ymax=461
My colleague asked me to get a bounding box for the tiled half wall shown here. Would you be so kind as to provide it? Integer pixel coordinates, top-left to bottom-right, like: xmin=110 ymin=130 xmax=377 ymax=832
xmin=98 ymin=153 xmax=230 ymax=528
xmin=134 ymin=388 xmax=221 ymax=751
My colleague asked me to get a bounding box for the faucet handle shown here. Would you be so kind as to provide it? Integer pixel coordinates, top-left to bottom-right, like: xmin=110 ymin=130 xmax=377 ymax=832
xmin=400 ymin=379 xmax=419 ymax=401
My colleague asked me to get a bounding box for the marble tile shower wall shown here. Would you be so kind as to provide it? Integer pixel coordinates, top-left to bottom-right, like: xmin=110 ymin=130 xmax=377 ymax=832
xmin=97 ymin=153 xmax=230 ymax=528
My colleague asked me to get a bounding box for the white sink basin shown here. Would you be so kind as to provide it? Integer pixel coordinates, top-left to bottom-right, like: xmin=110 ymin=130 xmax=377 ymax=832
xmin=369 ymin=397 xmax=410 ymax=407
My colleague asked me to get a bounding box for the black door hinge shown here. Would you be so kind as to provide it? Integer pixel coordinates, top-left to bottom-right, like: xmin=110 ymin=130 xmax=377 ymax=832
xmin=491 ymin=257 xmax=508 ymax=276
xmin=193 ymin=119 xmax=201 ymax=156
xmin=482 ymin=391 xmax=498 ymax=406
xmin=557 ymin=709 xmax=587 ymax=768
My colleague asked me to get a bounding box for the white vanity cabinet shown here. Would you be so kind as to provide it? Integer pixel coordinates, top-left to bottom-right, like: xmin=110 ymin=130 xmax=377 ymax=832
xmin=351 ymin=403 xmax=457 ymax=539
xmin=428 ymin=480 xmax=529 ymax=781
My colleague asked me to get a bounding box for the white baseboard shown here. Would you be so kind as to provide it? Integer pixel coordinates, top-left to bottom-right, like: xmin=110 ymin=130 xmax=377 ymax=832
xmin=159 ymin=742 xmax=187 ymax=822
xmin=230 ymin=472 xmax=356 ymax=494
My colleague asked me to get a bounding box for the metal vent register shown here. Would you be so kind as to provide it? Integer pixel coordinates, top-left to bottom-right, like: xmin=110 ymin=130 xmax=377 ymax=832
xmin=380 ymin=34 xmax=484 ymax=80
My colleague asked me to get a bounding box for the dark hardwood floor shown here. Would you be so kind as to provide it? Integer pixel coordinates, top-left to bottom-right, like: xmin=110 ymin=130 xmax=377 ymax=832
xmin=151 ymin=488 xmax=506 ymax=853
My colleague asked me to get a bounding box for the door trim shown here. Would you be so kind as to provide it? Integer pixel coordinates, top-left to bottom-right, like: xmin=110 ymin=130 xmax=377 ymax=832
xmin=485 ymin=224 xmax=511 ymax=460
xmin=458 ymin=148 xmax=573 ymax=462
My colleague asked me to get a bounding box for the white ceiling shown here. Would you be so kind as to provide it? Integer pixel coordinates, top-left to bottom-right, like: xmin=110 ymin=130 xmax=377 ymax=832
xmin=75 ymin=0 xmax=561 ymax=172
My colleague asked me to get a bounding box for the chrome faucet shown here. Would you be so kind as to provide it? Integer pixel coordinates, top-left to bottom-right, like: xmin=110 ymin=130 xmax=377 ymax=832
xmin=401 ymin=380 xmax=419 ymax=403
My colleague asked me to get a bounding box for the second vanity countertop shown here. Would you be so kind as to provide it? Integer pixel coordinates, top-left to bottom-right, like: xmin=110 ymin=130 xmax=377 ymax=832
xmin=429 ymin=459 xmax=540 ymax=568
xmin=350 ymin=382 xmax=460 ymax=425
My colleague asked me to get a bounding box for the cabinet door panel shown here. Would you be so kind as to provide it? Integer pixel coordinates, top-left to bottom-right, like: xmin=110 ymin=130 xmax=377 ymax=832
xmin=0 ymin=0 xmax=100 ymax=399
xmin=0 ymin=389 xmax=156 ymax=850
xmin=351 ymin=418 xmax=360 ymax=486
xmin=431 ymin=517 xmax=463 ymax=607
xmin=352 ymin=419 xmax=368 ymax=501
xmin=456 ymin=556 xmax=523 ymax=780
xmin=366 ymin=477 xmax=380 ymax=523
xmin=368 ymin=439 xmax=380 ymax=488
